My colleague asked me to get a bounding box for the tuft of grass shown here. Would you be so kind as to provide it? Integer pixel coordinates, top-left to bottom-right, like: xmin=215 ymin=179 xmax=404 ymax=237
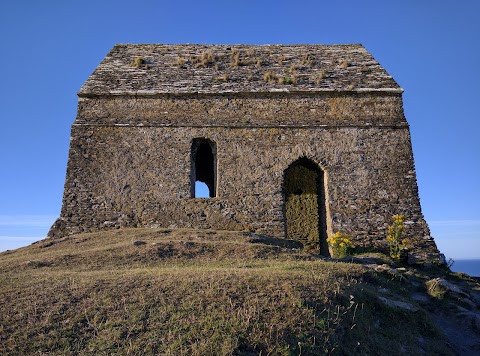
xmin=301 ymin=54 xmax=314 ymax=66
xmin=188 ymin=51 xmax=215 ymax=68
xmin=189 ymin=54 xmax=198 ymax=64
xmin=263 ymin=70 xmax=277 ymax=83
xmin=230 ymin=49 xmax=240 ymax=67
xmin=188 ymin=50 xmax=216 ymax=68
xmin=278 ymin=76 xmax=294 ymax=85
xmin=176 ymin=56 xmax=187 ymax=67
xmin=425 ymin=279 xmax=447 ymax=299
xmin=316 ymin=69 xmax=327 ymax=84
xmin=200 ymin=50 xmax=215 ymax=66
xmin=217 ymin=73 xmax=229 ymax=82
xmin=132 ymin=57 xmax=148 ymax=68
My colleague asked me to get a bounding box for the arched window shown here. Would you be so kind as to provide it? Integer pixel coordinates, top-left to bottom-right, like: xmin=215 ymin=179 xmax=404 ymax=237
xmin=191 ymin=138 xmax=217 ymax=198
xmin=283 ymin=157 xmax=329 ymax=256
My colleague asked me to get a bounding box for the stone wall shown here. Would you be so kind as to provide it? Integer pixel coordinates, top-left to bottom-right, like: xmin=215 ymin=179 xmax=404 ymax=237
xmin=76 ymin=92 xmax=405 ymax=127
xmin=49 ymin=92 xmax=438 ymax=261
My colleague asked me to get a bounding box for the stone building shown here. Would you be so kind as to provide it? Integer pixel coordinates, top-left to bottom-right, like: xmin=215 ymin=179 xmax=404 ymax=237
xmin=49 ymin=44 xmax=439 ymax=262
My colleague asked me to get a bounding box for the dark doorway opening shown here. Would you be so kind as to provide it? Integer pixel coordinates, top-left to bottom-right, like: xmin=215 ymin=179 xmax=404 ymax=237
xmin=191 ymin=138 xmax=216 ymax=198
xmin=283 ymin=158 xmax=329 ymax=256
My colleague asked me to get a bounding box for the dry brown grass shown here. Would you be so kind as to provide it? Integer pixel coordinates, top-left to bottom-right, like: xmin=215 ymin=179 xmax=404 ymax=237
xmin=230 ymin=49 xmax=240 ymax=67
xmin=132 ymin=57 xmax=149 ymax=69
xmin=176 ymin=56 xmax=187 ymax=67
xmin=316 ymin=69 xmax=328 ymax=85
xmin=263 ymin=71 xmax=277 ymax=83
xmin=217 ymin=73 xmax=229 ymax=82
xmin=0 ymin=228 xmax=452 ymax=355
xmin=301 ymin=54 xmax=314 ymax=66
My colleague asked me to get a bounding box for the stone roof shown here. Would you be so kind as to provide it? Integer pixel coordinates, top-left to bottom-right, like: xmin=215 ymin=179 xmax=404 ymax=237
xmin=79 ymin=44 xmax=402 ymax=96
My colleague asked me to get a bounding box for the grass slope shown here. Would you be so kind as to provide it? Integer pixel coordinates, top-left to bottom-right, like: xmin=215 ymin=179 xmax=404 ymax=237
xmin=0 ymin=228 xmax=456 ymax=355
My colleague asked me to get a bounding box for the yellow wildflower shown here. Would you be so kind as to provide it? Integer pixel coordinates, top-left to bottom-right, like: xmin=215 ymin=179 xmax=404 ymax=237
xmin=328 ymin=231 xmax=352 ymax=258
xmin=386 ymin=214 xmax=407 ymax=260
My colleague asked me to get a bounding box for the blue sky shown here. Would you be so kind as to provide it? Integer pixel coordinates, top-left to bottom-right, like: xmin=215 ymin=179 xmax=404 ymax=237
xmin=0 ymin=1 xmax=479 ymax=260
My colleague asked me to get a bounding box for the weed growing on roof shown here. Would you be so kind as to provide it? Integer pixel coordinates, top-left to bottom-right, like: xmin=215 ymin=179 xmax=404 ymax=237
xmin=188 ymin=51 xmax=215 ymax=68
xmin=291 ymin=73 xmax=299 ymax=84
xmin=278 ymin=76 xmax=294 ymax=85
xmin=263 ymin=71 xmax=277 ymax=83
xmin=230 ymin=49 xmax=240 ymax=67
xmin=302 ymin=54 xmax=314 ymax=66
xmin=132 ymin=57 xmax=148 ymax=68
xmin=217 ymin=73 xmax=229 ymax=82
xmin=189 ymin=55 xmax=196 ymax=63
xmin=316 ymin=69 xmax=327 ymax=84
xmin=201 ymin=51 xmax=215 ymax=66
xmin=176 ymin=56 xmax=187 ymax=67
xmin=286 ymin=66 xmax=299 ymax=85
xmin=289 ymin=64 xmax=299 ymax=74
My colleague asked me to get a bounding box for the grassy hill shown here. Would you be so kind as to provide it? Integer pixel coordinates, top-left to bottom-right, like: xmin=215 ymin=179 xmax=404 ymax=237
xmin=1 ymin=228 xmax=478 ymax=355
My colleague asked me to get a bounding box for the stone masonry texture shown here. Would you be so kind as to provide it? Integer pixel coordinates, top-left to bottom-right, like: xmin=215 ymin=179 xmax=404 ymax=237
xmin=49 ymin=44 xmax=440 ymax=263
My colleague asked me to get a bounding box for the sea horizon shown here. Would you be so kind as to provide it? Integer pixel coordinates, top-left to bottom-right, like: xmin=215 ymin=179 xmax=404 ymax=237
xmin=450 ymin=259 xmax=480 ymax=277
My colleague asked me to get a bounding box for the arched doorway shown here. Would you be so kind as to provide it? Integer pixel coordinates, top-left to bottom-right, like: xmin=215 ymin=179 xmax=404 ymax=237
xmin=191 ymin=138 xmax=217 ymax=198
xmin=283 ymin=158 xmax=329 ymax=256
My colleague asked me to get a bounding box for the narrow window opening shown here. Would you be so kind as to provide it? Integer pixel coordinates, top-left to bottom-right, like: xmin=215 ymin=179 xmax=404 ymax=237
xmin=195 ymin=181 xmax=210 ymax=198
xmin=192 ymin=138 xmax=216 ymax=198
